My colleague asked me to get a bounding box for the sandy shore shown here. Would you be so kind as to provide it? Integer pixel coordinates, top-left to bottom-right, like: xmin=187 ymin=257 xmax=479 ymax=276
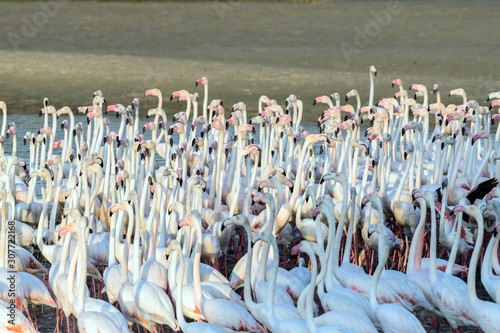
xmin=0 ymin=1 xmax=499 ymax=121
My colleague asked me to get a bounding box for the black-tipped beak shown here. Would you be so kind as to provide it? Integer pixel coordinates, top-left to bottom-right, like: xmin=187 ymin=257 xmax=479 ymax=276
xmin=404 ymin=152 xmax=408 ymax=160
xmin=312 ymin=100 xmax=316 ymax=106
xmin=441 ymin=142 xmax=445 ymax=150
xmin=195 ymin=81 xmax=199 ymax=87
xmin=39 ymin=111 xmax=43 ymax=117
xmin=392 ymin=83 xmax=394 ymax=88
xmin=170 ymin=95 xmax=174 ymax=101
xmin=345 ymin=95 xmax=349 ymax=102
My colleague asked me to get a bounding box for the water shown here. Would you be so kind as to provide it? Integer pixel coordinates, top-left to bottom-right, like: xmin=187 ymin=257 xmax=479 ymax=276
xmin=2 ymin=112 xmax=321 ymax=165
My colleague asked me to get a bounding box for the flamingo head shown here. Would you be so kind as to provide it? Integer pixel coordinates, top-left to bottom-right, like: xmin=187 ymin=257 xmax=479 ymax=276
xmin=239 ymin=123 xmax=255 ymax=134
xmin=409 ymin=84 xmax=422 ymax=91
xmin=340 ymin=104 xmax=354 ymax=113
xmin=490 ymin=99 xmax=500 ymax=108
xmin=195 ymin=77 xmax=208 ymax=87
xmin=170 ymin=90 xmax=188 ymax=102
xmin=345 ymin=89 xmax=357 ymax=101
xmin=291 ymin=242 xmax=303 ymax=256
xmin=392 ymin=79 xmax=402 ymax=88
xmin=373 ymin=110 xmax=388 ymax=120
xmin=145 ymin=88 xmax=161 ymax=97
xmin=492 ymin=114 xmax=500 ymax=124
xmin=313 ymin=95 xmax=329 ymax=106
xmin=277 ymin=114 xmax=292 ymax=126
xmin=449 ymin=88 xmax=464 ymax=97
xmin=37 ymin=127 xmax=52 ymax=135
xmin=472 ymin=132 xmax=487 ymax=145
xmin=58 ymin=222 xmax=77 ymax=237
xmin=143 ymin=122 xmax=155 ymax=133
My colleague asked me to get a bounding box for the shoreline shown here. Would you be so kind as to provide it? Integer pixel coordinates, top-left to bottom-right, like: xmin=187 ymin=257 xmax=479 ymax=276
xmin=0 ymin=1 xmax=499 ymax=120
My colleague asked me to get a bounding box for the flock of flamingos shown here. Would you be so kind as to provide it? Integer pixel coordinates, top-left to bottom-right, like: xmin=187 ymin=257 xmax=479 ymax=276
xmin=0 ymin=65 xmax=500 ymax=333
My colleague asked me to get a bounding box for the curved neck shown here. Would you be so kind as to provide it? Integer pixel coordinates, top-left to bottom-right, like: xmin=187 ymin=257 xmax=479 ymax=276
xmin=76 ymin=218 xmax=88 ymax=317
xmin=304 ymin=244 xmax=318 ymax=332
xmin=243 ymin=223 xmax=257 ymax=312
xmin=467 ymin=211 xmax=484 ymax=306
xmin=175 ymin=245 xmax=188 ymax=330
xmin=407 ymin=198 xmax=426 ymax=272
xmin=342 ymin=196 xmax=356 ymax=263
xmin=66 ymin=234 xmax=79 ymax=313
xmin=192 ymin=222 xmax=203 ymax=309
xmin=370 ymin=230 xmax=389 ymax=310
xmin=395 ymin=150 xmax=414 ymax=199
xmin=146 ymin=190 xmax=159 ymax=260
xmin=333 ymin=182 xmax=349 ymax=271
xmin=471 ymin=137 xmax=492 ymax=188
xmin=264 ymin=236 xmax=280 ymax=332
xmin=121 ymin=205 xmax=135 ymax=285
xmin=428 ymin=196 xmax=438 ymax=283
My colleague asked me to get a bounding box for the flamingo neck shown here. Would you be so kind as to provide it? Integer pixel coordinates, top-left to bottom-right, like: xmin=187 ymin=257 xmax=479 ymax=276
xmin=428 ymin=195 xmax=438 ymax=284
xmin=407 ymin=198 xmax=426 ymax=272
xmin=304 ymin=244 xmax=318 ymax=332
xmin=76 ymin=219 xmax=88 ymax=317
xmin=265 ymin=236 xmax=280 ymax=332
xmin=370 ymin=230 xmax=390 ymax=310
xmin=467 ymin=211 xmax=484 ymax=306
xmin=242 ymin=223 xmax=257 ymax=312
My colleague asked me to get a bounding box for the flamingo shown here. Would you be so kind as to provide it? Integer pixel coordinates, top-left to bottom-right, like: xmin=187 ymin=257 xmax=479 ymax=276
xmin=179 ymin=213 xmax=266 ymax=332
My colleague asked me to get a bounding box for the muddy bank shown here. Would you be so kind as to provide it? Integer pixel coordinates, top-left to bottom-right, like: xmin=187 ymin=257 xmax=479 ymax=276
xmin=0 ymin=1 xmax=499 ymax=120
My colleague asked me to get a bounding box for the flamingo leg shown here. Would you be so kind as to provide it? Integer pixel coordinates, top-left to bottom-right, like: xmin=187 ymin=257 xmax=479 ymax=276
xmin=66 ymin=315 xmax=71 ymax=333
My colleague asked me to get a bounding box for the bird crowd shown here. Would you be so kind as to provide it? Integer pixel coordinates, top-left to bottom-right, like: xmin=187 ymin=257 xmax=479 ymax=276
xmin=0 ymin=66 xmax=499 ymax=333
